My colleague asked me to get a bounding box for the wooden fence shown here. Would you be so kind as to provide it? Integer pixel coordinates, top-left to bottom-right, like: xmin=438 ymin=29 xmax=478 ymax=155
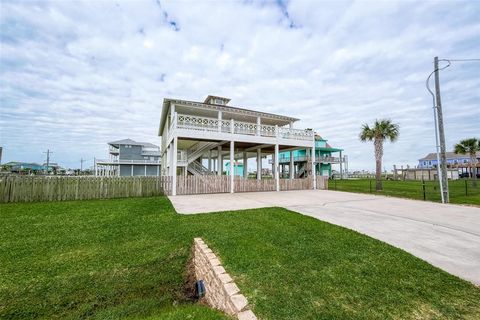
xmin=176 ymin=176 xmax=328 ymax=195
xmin=0 ymin=176 xmax=172 ymax=203
xmin=0 ymin=175 xmax=328 ymax=203
xmin=235 ymin=177 xmax=276 ymax=192
xmin=176 ymin=175 xmax=230 ymax=195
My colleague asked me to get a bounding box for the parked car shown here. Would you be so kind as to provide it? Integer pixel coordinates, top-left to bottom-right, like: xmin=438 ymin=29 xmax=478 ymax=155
xmin=459 ymin=172 xmax=480 ymax=178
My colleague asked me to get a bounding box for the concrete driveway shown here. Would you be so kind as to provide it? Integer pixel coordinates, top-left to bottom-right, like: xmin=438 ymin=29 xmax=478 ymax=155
xmin=169 ymin=190 xmax=480 ymax=285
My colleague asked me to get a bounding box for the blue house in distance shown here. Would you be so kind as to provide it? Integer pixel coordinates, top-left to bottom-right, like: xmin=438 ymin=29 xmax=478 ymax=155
xmin=418 ymin=152 xmax=480 ymax=169
xmin=225 ymin=161 xmax=244 ymax=176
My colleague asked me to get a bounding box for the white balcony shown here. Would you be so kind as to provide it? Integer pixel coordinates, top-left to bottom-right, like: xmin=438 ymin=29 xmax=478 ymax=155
xmin=109 ymin=147 xmax=119 ymax=154
xmin=173 ymin=114 xmax=313 ymax=142
xmin=96 ymin=159 xmax=161 ymax=165
xmin=271 ymin=156 xmax=345 ymax=164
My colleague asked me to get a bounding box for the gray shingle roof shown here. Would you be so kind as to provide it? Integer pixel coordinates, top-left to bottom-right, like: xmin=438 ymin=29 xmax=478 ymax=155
xmin=108 ymin=138 xmax=159 ymax=148
xmin=419 ymin=151 xmax=480 ymax=161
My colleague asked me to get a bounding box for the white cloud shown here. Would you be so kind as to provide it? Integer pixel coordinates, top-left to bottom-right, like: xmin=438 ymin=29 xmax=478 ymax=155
xmin=0 ymin=0 xmax=479 ymax=171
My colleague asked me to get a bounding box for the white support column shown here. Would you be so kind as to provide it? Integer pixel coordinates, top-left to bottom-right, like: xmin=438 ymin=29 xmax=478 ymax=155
xmin=131 ymin=164 xmax=133 ymax=176
xmin=257 ymin=148 xmax=262 ymax=180
xmin=290 ymin=151 xmax=294 ymax=179
xmin=256 ymin=117 xmax=261 ymax=136
xmin=172 ymin=137 xmax=178 ymax=196
xmin=271 ymin=153 xmax=275 ymax=177
xmin=217 ymin=146 xmax=222 ymax=175
xmin=275 ymin=144 xmax=280 ymax=191
xmin=230 ymin=141 xmax=235 ymax=193
xmin=157 ymin=165 xmax=159 ymax=176
xmin=230 ymin=118 xmax=234 ymax=134
xmin=243 ymin=152 xmax=248 ymax=178
xmin=144 ymin=165 xmax=147 ymax=176
xmin=312 ymin=142 xmax=317 ymax=190
xmin=170 ymin=104 xmax=176 ymax=123
xmin=208 ymin=150 xmax=212 ymax=172
xmin=218 ymin=111 xmax=222 ymax=132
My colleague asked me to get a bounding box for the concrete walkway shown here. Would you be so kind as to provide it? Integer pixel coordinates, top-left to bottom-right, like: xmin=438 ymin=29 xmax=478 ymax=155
xmin=169 ymin=190 xmax=480 ymax=285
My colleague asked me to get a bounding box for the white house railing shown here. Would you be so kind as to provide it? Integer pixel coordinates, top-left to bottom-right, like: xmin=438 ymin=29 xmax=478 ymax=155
xmin=175 ymin=114 xmax=313 ymax=141
xmin=96 ymin=159 xmax=161 ymax=164
xmin=272 ymin=155 xmax=345 ymax=164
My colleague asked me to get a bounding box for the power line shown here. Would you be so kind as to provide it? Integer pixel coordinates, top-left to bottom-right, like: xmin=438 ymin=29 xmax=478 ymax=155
xmin=440 ymin=58 xmax=480 ymax=62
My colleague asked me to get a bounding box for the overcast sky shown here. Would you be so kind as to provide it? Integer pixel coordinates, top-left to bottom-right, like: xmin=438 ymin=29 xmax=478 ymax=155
xmin=1 ymin=0 xmax=479 ymax=171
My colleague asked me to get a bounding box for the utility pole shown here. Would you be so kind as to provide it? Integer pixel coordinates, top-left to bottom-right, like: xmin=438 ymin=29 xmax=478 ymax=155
xmin=434 ymin=56 xmax=449 ymax=203
xmin=80 ymin=158 xmax=86 ymax=173
xmin=43 ymin=149 xmax=53 ymax=174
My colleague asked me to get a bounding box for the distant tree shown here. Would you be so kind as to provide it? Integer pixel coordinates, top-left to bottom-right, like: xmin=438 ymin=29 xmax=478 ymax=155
xmin=360 ymin=119 xmax=400 ymax=191
xmin=454 ymin=138 xmax=479 ymax=184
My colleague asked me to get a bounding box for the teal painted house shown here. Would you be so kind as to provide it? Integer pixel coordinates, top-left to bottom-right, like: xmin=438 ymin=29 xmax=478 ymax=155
xmin=277 ymin=135 xmax=344 ymax=178
xmin=225 ymin=161 xmax=244 ymax=176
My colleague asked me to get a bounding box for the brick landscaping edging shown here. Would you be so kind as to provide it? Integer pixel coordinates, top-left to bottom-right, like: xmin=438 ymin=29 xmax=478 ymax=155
xmin=193 ymin=238 xmax=257 ymax=320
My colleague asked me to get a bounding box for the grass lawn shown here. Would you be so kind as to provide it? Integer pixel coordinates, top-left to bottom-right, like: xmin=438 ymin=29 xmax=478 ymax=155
xmin=1 ymin=197 xmax=479 ymax=319
xmin=330 ymin=179 xmax=480 ymax=205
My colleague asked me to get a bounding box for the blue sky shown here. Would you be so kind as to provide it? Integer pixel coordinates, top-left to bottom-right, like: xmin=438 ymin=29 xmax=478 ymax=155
xmin=1 ymin=0 xmax=479 ymax=170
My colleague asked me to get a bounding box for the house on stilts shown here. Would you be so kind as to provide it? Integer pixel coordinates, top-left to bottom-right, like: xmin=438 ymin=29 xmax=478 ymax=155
xmin=159 ymin=95 xmax=330 ymax=195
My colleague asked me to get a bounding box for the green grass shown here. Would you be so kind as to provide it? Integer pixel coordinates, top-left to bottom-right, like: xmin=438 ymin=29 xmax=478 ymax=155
xmin=330 ymin=179 xmax=480 ymax=205
xmin=1 ymin=197 xmax=479 ymax=319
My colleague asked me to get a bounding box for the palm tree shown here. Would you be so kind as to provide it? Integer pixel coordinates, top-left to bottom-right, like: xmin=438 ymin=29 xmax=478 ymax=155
xmin=454 ymin=138 xmax=479 ymax=184
xmin=360 ymin=119 xmax=400 ymax=191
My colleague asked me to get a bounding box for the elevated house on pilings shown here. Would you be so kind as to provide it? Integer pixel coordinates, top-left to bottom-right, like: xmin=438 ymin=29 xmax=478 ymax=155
xmin=158 ymin=95 xmax=319 ymax=195
xmin=274 ymin=135 xmax=345 ymax=178
xmin=95 ymin=139 xmax=161 ymax=176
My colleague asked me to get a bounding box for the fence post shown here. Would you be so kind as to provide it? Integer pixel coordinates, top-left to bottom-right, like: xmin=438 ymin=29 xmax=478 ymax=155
xmin=422 ymin=180 xmax=426 ymax=201
xmin=465 ymin=179 xmax=468 ymax=196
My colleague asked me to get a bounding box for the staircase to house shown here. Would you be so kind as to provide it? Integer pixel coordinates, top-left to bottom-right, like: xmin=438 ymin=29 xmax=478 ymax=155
xmin=187 ymin=159 xmax=214 ymax=176
xmin=182 ymin=141 xmax=223 ymax=176
xmin=297 ymin=162 xmax=312 ymax=178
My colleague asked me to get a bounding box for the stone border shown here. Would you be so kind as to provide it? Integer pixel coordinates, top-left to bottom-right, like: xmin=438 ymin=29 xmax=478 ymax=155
xmin=193 ymin=238 xmax=257 ymax=320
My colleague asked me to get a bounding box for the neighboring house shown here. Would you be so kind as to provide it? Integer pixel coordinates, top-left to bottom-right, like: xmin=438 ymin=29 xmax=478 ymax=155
xmin=95 ymin=139 xmax=161 ymax=176
xmin=159 ymin=95 xmax=318 ymax=195
xmin=42 ymin=162 xmax=62 ymax=173
xmin=275 ymin=134 xmax=345 ymax=178
xmin=225 ymin=161 xmax=244 ymax=176
xmin=418 ymin=152 xmax=480 ymax=169
xmin=3 ymin=161 xmax=46 ymax=172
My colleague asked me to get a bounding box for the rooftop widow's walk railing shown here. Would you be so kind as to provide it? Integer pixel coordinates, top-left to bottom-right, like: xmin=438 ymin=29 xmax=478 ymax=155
xmin=175 ymin=114 xmax=313 ymax=141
